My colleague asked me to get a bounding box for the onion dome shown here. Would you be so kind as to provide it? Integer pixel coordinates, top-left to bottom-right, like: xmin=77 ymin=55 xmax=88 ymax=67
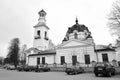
xmin=62 ymin=18 xmax=92 ymax=42
xmin=67 ymin=18 xmax=90 ymax=34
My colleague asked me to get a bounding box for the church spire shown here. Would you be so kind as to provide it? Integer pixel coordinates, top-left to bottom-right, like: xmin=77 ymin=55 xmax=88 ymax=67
xmin=34 ymin=9 xmax=49 ymax=29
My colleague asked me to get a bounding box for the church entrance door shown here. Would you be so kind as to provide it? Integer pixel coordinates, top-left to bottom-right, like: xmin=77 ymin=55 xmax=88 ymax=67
xmin=72 ymin=55 xmax=77 ymax=65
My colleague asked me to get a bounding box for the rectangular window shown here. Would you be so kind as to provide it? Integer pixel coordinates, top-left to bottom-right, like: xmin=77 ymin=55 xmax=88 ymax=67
xmin=42 ymin=57 xmax=45 ymax=65
xmin=102 ymin=54 xmax=109 ymax=62
xmin=84 ymin=55 xmax=90 ymax=64
xmin=61 ymin=56 xmax=65 ymax=65
xmin=72 ymin=55 xmax=77 ymax=65
xmin=37 ymin=57 xmax=40 ymax=65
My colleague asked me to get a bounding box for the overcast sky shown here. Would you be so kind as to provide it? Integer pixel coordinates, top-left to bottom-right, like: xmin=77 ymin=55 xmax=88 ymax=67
xmin=0 ymin=0 xmax=116 ymax=57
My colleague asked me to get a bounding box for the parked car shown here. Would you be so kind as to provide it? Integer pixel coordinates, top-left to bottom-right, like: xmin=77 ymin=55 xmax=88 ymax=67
xmin=35 ymin=64 xmax=50 ymax=72
xmin=17 ymin=65 xmax=25 ymax=71
xmin=65 ymin=66 xmax=84 ymax=75
xmin=94 ymin=62 xmax=115 ymax=77
xmin=7 ymin=65 xmax=16 ymax=70
xmin=1 ymin=65 xmax=9 ymax=69
xmin=23 ymin=66 xmax=36 ymax=72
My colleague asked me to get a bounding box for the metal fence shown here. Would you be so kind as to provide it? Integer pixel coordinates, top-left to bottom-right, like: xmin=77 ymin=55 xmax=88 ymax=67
xmin=48 ymin=63 xmax=95 ymax=68
xmin=47 ymin=61 xmax=120 ymax=72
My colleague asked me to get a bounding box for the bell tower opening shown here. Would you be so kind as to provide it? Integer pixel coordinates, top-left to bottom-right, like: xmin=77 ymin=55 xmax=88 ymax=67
xmin=37 ymin=30 xmax=40 ymax=36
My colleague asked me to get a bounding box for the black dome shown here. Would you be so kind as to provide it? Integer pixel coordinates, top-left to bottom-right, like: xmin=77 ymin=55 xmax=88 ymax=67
xmin=67 ymin=23 xmax=90 ymax=34
xmin=62 ymin=19 xmax=92 ymax=42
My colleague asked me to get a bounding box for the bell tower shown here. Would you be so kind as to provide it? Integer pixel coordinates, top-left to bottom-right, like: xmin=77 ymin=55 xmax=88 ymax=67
xmin=33 ymin=9 xmax=50 ymax=50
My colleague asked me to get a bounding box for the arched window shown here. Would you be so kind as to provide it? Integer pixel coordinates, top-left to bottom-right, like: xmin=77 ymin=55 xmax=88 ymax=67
xmin=37 ymin=30 xmax=40 ymax=36
xmin=74 ymin=33 xmax=78 ymax=39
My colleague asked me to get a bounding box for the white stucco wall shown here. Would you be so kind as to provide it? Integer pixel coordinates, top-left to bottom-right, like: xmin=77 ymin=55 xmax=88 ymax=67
xmin=56 ymin=45 xmax=96 ymax=64
xmin=28 ymin=56 xmax=37 ymax=66
xmin=97 ymin=51 xmax=116 ymax=62
xmin=28 ymin=55 xmax=55 ymax=66
xmin=116 ymin=47 xmax=120 ymax=61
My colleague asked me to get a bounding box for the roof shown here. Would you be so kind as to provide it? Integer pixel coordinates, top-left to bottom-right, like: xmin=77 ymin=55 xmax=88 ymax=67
xmin=66 ymin=19 xmax=90 ymax=34
xmin=38 ymin=9 xmax=46 ymax=15
xmin=95 ymin=48 xmax=115 ymax=52
xmin=33 ymin=23 xmax=50 ymax=30
xmin=24 ymin=47 xmax=42 ymax=53
xmin=95 ymin=45 xmax=108 ymax=50
xmin=95 ymin=45 xmax=115 ymax=52
xmin=28 ymin=49 xmax=56 ymax=56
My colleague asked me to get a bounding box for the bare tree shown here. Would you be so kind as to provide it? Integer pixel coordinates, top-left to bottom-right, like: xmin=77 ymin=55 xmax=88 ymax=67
xmin=7 ymin=38 xmax=20 ymax=68
xmin=19 ymin=44 xmax=27 ymax=65
xmin=108 ymin=0 xmax=120 ymax=38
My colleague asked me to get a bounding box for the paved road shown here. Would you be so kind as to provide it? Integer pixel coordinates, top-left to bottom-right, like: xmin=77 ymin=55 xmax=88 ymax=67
xmin=0 ymin=69 xmax=120 ymax=80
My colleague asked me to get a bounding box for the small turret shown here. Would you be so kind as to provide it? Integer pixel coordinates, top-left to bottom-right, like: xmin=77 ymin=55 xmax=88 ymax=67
xmin=37 ymin=9 xmax=46 ymax=23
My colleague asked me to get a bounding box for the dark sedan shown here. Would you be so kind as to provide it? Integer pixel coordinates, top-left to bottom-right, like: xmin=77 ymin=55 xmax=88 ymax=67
xmin=94 ymin=62 xmax=115 ymax=77
xmin=23 ymin=66 xmax=36 ymax=71
xmin=7 ymin=65 xmax=16 ymax=70
xmin=65 ymin=66 xmax=84 ymax=75
xmin=17 ymin=65 xmax=36 ymax=72
xmin=17 ymin=65 xmax=25 ymax=71
xmin=35 ymin=65 xmax=50 ymax=72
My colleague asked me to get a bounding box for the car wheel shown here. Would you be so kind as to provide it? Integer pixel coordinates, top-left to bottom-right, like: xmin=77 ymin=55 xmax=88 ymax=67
xmin=82 ymin=69 xmax=84 ymax=73
xmin=95 ymin=73 xmax=98 ymax=77
xmin=112 ymin=72 xmax=115 ymax=75
xmin=112 ymin=69 xmax=115 ymax=75
xmin=67 ymin=72 xmax=70 ymax=75
xmin=107 ymin=72 xmax=112 ymax=77
xmin=73 ymin=71 xmax=77 ymax=75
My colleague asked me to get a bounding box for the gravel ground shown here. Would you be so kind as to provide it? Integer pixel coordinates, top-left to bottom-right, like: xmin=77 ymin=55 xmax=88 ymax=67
xmin=0 ymin=69 xmax=120 ymax=80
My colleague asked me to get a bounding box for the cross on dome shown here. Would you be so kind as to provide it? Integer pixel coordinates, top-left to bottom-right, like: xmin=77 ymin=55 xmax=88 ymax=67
xmin=75 ymin=17 xmax=78 ymax=24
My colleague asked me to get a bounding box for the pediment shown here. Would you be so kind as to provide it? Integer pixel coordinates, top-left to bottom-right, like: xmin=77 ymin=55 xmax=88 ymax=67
xmin=57 ymin=39 xmax=92 ymax=48
xmin=63 ymin=41 xmax=86 ymax=47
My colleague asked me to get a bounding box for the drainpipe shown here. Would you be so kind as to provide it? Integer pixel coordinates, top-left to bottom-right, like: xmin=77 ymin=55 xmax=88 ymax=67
xmin=94 ymin=44 xmax=98 ymax=62
xmin=95 ymin=50 xmax=98 ymax=62
xmin=27 ymin=55 xmax=29 ymax=65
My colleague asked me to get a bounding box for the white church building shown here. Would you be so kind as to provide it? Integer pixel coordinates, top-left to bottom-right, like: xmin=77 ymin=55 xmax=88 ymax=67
xmin=25 ymin=10 xmax=117 ymax=66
